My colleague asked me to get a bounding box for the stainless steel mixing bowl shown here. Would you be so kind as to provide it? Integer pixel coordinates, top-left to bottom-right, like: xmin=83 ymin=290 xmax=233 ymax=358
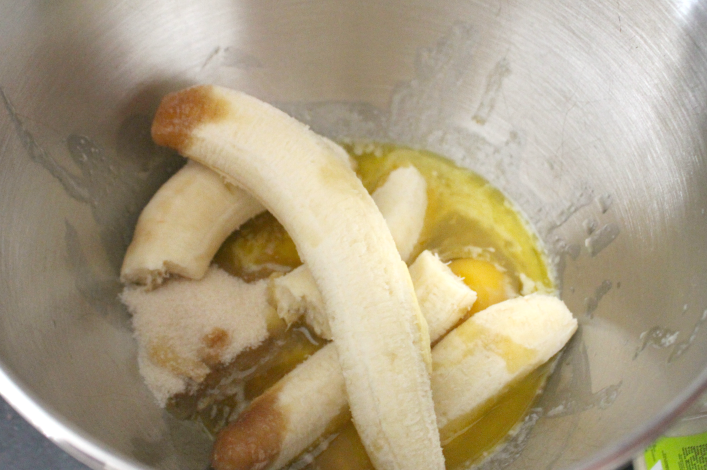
xmin=1 ymin=1 xmax=707 ymax=469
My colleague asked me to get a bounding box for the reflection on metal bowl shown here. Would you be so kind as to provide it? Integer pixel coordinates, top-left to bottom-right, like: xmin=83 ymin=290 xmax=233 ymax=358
xmin=1 ymin=1 xmax=707 ymax=470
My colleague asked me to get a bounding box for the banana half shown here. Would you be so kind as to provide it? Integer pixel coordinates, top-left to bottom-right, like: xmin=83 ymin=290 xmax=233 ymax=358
xmin=121 ymin=160 xmax=265 ymax=288
xmin=121 ymin=136 xmax=353 ymax=289
xmin=151 ymin=85 xmax=445 ymax=470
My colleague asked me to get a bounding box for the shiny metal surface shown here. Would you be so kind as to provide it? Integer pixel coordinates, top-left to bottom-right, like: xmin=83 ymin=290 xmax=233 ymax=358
xmin=1 ymin=1 xmax=706 ymax=469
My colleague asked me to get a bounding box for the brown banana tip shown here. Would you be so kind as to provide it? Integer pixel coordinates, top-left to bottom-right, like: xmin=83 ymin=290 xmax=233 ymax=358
xmin=211 ymin=391 xmax=286 ymax=470
xmin=151 ymin=85 xmax=228 ymax=152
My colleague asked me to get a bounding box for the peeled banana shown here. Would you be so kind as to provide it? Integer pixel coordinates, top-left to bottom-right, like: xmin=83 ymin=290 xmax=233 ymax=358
xmin=409 ymin=251 xmax=475 ymax=341
xmin=272 ymin=165 xmax=428 ymax=338
xmin=371 ymin=165 xmax=427 ymax=263
xmin=121 ymin=139 xmax=353 ymax=289
xmin=121 ymin=160 xmax=265 ymax=288
xmin=212 ymin=293 xmax=576 ymax=470
xmin=212 ymin=249 xmax=477 ymax=470
xmin=277 ymin=250 xmax=473 ymax=342
xmin=432 ymin=293 xmax=578 ymax=443
xmin=151 ymin=85 xmax=444 ymax=470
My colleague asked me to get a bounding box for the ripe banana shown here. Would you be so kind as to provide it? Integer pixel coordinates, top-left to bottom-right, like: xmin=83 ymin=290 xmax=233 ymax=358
xmin=409 ymin=250 xmax=476 ymax=342
xmin=212 ymin=293 xmax=576 ymax=470
xmin=277 ymin=250 xmax=472 ymax=341
xmin=371 ymin=165 xmax=427 ymax=263
xmin=432 ymin=293 xmax=578 ymax=443
xmin=121 ymin=139 xmax=353 ymax=289
xmin=151 ymin=85 xmax=444 ymax=470
xmin=121 ymin=160 xmax=265 ymax=288
xmin=212 ymin=249 xmax=476 ymax=470
xmin=273 ymin=165 xmax=428 ymax=339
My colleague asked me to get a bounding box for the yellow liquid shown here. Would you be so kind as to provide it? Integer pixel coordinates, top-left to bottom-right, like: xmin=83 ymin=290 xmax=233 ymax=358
xmin=170 ymin=143 xmax=555 ymax=468
xmin=353 ymin=144 xmax=552 ymax=291
xmin=308 ymin=365 xmax=549 ymax=470
xmin=167 ymin=322 xmax=324 ymax=434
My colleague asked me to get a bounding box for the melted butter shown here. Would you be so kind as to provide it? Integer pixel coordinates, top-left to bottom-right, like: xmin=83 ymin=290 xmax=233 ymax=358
xmin=214 ymin=212 xmax=301 ymax=282
xmin=441 ymin=364 xmax=550 ymax=469
xmin=352 ymin=144 xmax=552 ymax=292
xmin=170 ymin=143 xmax=555 ymax=467
xmin=167 ymin=323 xmax=323 ymax=436
xmin=434 ymin=324 xmax=539 ymax=446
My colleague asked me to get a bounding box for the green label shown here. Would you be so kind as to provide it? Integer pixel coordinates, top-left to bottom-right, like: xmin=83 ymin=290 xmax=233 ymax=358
xmin=644 ymin=431 xmax=707 ymax=470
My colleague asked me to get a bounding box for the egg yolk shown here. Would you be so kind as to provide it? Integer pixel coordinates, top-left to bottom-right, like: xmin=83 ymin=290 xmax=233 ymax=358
xmin=447 ymin=258 xmax=510 ymax=315
xmin=214 ymin=212 xmax=301 ymax=282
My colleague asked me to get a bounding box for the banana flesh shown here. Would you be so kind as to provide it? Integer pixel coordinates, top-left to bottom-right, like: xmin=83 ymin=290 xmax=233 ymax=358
xmin=212 ymin=249 xmax=476 ymax=470
xmin=409 ymin=251 xmax=475 ymax=341
xmin=432 ymin=293 xmax=578 ymax=443
xmin=121 ymin=139 xmax=353 ymax=289
xmin=212 ymin=293 xmax=576 ymax=470
xmin=276 ymin=250 xmax=473 ymax=342
xmin=371 ymin=165 xmax=427 ymax=263
xmin=271 ymin=265 xmax=320 ymax=332
xmin=151 ymin=85 xmax=444 ymax=470
xmin=272 ymin=165 xmax=429 ymax=339
xmin=121 ymin=160 xmax=265 ymax=288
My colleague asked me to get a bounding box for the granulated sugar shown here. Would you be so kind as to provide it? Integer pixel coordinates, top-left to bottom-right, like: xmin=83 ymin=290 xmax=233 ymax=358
xmin=121 ymin=266 xmax=277 ymax=406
